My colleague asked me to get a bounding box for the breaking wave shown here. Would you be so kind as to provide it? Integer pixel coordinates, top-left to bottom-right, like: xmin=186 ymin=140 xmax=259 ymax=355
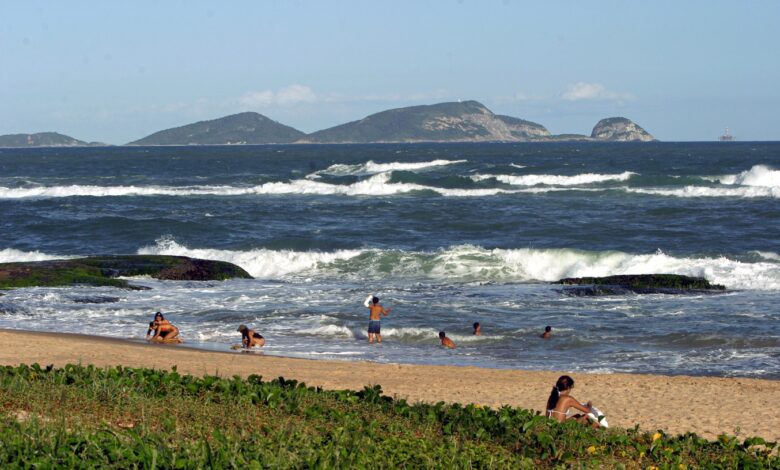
xmin=718 ymin=165 xmax=780 ymax=187
xmin=472 ymin=171 xmax=636 ymax=186
xmin=0 ymin=248 xmax=73 ymax=263
xmin=135 ymin=238 xmax=780 ymax=290
xmin=308 ymin=159 xmax=467 ymax=177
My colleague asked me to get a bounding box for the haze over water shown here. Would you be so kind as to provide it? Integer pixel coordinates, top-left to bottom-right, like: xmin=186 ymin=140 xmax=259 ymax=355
xmin=1 ymin=142 xmax=778 ymax=378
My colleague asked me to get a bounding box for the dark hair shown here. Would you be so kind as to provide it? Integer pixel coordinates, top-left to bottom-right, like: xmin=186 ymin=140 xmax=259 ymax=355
xmin=148 ymin=321 xmax=156 ymax=327
xmin=473 ymin=322 xmax=480 ymax=329
xmin=155 ymin=312 xmax=164 ymax=320
xmin=372 ymin=296 xmax=379 ymax=305
xmin=439 ymin=331 xmax=446 ymax=339
xmin=546 ymin=375 xmax=574 ymax=412
xmin=545 ymin=326 xmax=552 ymax=332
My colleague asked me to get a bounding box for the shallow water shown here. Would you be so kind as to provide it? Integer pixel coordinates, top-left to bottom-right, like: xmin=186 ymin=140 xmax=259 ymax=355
xmin=1 ymin=142 xmax=778 ymax=377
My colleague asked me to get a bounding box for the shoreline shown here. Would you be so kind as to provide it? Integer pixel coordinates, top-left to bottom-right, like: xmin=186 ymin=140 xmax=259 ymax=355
xmin=1 ymin=329 xmax=777 ymax=442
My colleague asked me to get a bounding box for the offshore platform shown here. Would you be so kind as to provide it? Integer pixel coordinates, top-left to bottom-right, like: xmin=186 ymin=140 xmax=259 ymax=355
xmin=719 ymin=128 xmax=735 ymax=141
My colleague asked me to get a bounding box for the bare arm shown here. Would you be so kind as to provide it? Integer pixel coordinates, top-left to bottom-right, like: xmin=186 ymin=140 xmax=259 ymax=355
xmin=563 ymin=396 xmax=592 ymax=414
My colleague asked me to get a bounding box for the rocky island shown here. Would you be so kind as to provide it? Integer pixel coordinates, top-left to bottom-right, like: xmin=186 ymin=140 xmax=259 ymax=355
xmin=0 ymin=132 xmax=106 ymax=148
xmin=127 ymin=112 xmax=305 ymax=145
xmin=125 ymin=100 xmax=655 ymax=145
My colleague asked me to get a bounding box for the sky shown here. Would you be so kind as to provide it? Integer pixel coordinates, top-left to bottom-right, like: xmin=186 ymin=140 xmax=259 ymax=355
xmin=1 ymin=0 xmax=779 ymax=144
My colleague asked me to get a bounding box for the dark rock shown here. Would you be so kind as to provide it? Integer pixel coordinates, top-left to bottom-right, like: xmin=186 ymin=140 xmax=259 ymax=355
xmin=556 ymin=274 xmax=726 ymax=296
xmin=72 ymin=296 xmax=121 ymax=304
xmin=0 ymin=255 xmax=252 ymax=290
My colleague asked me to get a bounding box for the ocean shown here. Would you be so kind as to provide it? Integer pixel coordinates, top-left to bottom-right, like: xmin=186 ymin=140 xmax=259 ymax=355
xmin=0 ymin=142 xmax=778 ymax=378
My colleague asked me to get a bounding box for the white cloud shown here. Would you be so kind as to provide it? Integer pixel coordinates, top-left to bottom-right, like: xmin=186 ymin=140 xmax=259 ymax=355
xmin=561 ymin=82 xmax=633 ymax=101
xmin=239 ymin=85 xmax=317 ymax=108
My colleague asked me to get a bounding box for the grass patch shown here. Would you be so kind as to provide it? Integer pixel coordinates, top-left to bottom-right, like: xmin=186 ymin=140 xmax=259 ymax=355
xmin=0 ymin=364 xmax=775 ymax=468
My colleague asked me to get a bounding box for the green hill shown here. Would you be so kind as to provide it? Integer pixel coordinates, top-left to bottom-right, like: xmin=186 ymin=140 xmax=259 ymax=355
xmin=0 ymin=132 xmax=102 ymax=148
xmin=127 ymin=112 xmax=305 ymax=145
xmin=301 ymin=101 xmax=551 ymax=143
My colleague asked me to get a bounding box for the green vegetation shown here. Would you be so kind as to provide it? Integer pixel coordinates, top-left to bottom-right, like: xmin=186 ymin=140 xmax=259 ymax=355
xmin=127 ymin=112 xmax=305 ymax=145
xmin=0 ymin=364 xmax=775 ymax=468
xmin=0 ymin=255 xmax=252 ymax=290
xmin=0 ymin=132 xmax=100 ymax=148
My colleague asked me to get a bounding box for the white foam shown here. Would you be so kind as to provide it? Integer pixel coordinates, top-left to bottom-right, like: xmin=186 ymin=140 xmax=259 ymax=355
xmin=752 ymin=251 xmax=780 ymax=262
xmin=625 ymin=185 xmax=780 ymax=199
xmin=309 ymin=159 xmax=467 ymax=177
xmin=137 ymin=237 xmax=365 ymax=278
xmin=471 ymin=171 xmax=636 ymax=186
xmin=0 ymin=248 xmax=73 ymax=263
xmin=719 ymin=165 xmax=780 ymax=187
xmin=135 ymin=239 xmax=780 ymax=290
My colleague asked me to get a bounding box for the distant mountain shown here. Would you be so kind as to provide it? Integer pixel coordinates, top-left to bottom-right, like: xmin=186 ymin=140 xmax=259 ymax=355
xmin=127 ymin=112 xmax=305 ymax=145
xmin=591 ymin=117 xmax=655 ymax=142
xmin=301 ymin=101 xmax=551 ymax=143
xmin=0 ymin=132 xmax=103 ymax=148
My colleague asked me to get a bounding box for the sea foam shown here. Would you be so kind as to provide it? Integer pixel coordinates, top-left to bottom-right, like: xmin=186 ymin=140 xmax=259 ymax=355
xmin=471 ymin=171 xmax=636 ymax=186
xmin=136 ymin=239 xmax=780 ymax=290
xmin=309 ymin=159 xmax=467 ymax=177
xmin=0 ymin=248 xmax=72 ymax=263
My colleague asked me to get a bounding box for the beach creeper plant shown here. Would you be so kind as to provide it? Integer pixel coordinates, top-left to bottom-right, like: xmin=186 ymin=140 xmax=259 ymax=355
xmin=0 ymin=364 xmax=776 ymax=468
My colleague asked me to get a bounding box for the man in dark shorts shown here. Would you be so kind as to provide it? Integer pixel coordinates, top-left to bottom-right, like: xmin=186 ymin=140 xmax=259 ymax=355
xmin=367 ymin=296 xmax=391 ymax=343
xmin=237 ymin=324 xmax=265 ymax=348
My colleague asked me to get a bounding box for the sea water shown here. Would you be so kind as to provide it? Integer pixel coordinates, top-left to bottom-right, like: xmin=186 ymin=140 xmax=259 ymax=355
xmin=0 ymin=142 xmax=778 ymax=378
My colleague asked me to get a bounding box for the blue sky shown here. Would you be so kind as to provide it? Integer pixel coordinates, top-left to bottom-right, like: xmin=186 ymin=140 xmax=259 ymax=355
xmin=1 ymin=0 xmax=778 ymax=143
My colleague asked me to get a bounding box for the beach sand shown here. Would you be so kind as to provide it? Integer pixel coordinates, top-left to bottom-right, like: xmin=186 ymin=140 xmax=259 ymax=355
xmin=0 ymin=329 xmax=777 ymax=442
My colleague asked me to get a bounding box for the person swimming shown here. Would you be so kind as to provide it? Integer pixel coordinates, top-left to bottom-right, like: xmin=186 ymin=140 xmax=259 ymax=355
xmin=237 ymin=324 xmax=265 ymax=348
xmin=439 ymin=331 xmax=456 ymax=349
xmin=473 ymin=322 xmax=482 ymax=336
xmin=541 ymin=325 xmax=552 ymax=339
xmin=545 ymin=375 xmax=598 ymax=427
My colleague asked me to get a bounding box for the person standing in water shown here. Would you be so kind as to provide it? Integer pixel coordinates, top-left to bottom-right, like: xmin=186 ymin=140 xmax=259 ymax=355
xmin=366 ymin=296 xmax=391 ymax=343
xmin=473 ymin=322 xmax=482 ymax=336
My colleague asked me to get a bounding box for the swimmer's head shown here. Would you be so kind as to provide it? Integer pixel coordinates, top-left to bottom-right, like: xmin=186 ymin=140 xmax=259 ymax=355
xmin=372 ymin=296 xmax=379 ymax=305
xmin=545 ymin=326 xmax=552 ymax=332
xmin=473 ymin=322 xmax=480 ymax=329
xmin=439 ymin=331 xmax=446 ymax=339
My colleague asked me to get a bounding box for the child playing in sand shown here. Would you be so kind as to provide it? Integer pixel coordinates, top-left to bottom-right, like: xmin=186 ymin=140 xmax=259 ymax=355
xmin=545 ymin=375 xmax=599 ymax=427
xmin=439 ymin=331 xmax=456 ymax=349
xmin=236 ymin=324 xmax=265 ymax=349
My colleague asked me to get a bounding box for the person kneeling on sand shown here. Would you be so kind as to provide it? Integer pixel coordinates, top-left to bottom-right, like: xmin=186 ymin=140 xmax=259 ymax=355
xmin=237 ymin=324 xmax=265 ymax=349
xmin=545 ymin=375 xmax=600 ymax=427
xmin=439 ymin=331 xmax=456 ymax=349
xmin=147 ymin=320 xmax=182 ymax=343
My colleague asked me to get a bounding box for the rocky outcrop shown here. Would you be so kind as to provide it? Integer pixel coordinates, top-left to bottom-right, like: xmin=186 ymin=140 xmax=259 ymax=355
xmin=0 ymin=255 xmax=252 ymax=290
xmin=557 ymin=274 xmax=725 ymax=296
xmin=590 ymin=117 xmax=655 ymax=142
xmin=127 ymin=112 xmax=305 ymax=145
xmin=301 ymin=101 xmax=551 ymax=143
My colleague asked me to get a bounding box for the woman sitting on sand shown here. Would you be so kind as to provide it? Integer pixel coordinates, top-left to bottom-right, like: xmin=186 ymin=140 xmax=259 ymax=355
xmin=545 ymin=375 xmax=598 ymax=426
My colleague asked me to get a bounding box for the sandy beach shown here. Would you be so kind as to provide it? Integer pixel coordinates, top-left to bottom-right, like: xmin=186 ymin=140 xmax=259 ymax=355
xmin=0 ymin=329 xmax=777 ymax=443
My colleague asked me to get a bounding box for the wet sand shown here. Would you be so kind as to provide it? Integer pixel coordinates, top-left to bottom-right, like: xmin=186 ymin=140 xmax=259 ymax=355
xmin=0 ymin=329 xmax=777 ymax=442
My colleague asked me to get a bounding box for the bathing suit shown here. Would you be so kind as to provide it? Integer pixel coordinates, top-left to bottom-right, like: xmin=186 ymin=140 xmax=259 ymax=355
xmin=252 ymin=332 xmax=263 ymax=339
xmin=368 ymin=320 xmax=381 ymax=334
xmin=546 ymin=409 xmax=567 ymax=418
